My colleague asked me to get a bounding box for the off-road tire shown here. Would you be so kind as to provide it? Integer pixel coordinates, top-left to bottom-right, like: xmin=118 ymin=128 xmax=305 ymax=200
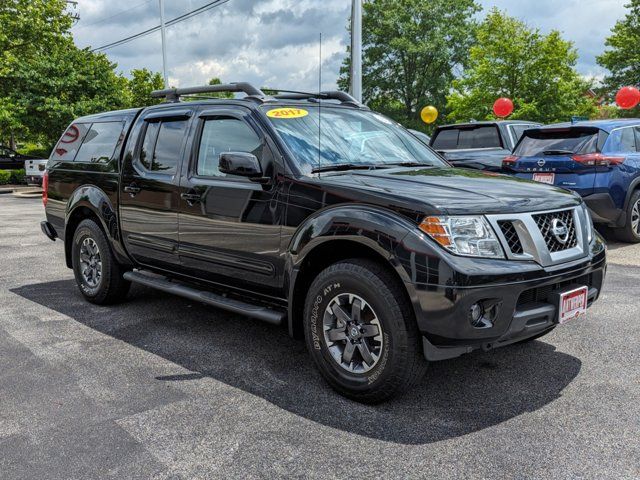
xmin=303 ymin=259 xmax=427 ymax=403
xmin=71 ymin=219 xmax=130 ymax=305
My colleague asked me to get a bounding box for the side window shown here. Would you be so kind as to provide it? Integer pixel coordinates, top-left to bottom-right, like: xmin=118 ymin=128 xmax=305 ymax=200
xmin=635 ymin=127 xmax=640 ymax=151
xmin=619 ymin=127 xmax=637 ymax=153
xmin=431 ymin=129 xmax=459 ymax=149
xmin=138 ymin=119 xmax=188 ymax=174
xmin=74 ymin=122 xmax=124 ymax=163
xmin=196 ymin=117 xmax=262 ymax=177
xmin=51 ymin=123 xmax=91 ymax=161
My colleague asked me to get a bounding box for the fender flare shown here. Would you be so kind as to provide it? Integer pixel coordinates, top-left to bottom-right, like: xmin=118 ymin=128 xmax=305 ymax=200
xmin=285 ymin=204 xmax=428 ymax=337
xmin=64 ymin=185 xmax=131 ymax=267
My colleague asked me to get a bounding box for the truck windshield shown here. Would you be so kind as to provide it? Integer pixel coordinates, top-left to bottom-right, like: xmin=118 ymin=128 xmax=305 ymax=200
xmin=261 ymin=105 xmax=446 ymax=174
xmin=514 ymin=128 xmax=602 ymax=157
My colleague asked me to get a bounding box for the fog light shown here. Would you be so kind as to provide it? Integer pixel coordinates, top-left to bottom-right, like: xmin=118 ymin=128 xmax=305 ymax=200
xmin=469 ymin=301 xmax=495 ymax=329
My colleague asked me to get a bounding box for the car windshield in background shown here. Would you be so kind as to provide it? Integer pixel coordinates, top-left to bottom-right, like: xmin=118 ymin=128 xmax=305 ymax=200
xmin=261 ymin=106 xmax=446 ymax=174
xmin=431 ymin=125 xmax=502 ymax=150
xmin=514 ymin=128 xmax=601 ymax=156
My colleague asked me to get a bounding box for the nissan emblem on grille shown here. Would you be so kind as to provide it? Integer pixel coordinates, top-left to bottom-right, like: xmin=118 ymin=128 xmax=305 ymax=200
xmin=551 ymin=218 xmax=570 ymax=244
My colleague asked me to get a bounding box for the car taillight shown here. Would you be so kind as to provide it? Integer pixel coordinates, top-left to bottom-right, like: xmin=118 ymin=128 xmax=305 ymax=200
xmin=571 ymin=153 xmax=625 ymax=167
xmin=502 ymin=155 xmax=519 ymax=168
xmin=42 ymin=171 xmax=49 ymax=207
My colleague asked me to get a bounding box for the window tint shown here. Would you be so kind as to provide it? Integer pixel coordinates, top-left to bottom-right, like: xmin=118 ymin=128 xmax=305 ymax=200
xmin=51 ymin=123 xmax=91 ymax=161
xmin=197 ymin=117 xmax=262 ymax=177
xmin=431 ymin=129 xmax=459 ymax=149
xmin=138 ymin=120 xmax=188 ymax=174
xmin=514 ymin=129 xmax=600 ymax=156
xmin=153 ymin=121 xmax=188 ymax=173
xmin=431 ymin=126 xmax=501 ymax=149
xmin=74 ymin=122 xmax=124 ymax=163
xmin=635 ymin=127 xmax=640 ymax=151
xmin=619 ymin=127 xmax=637 ymax=153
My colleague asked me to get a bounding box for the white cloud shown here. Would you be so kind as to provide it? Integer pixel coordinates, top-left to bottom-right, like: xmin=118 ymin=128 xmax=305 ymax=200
xmin=71 ymin=0 xmax=629 ymax=92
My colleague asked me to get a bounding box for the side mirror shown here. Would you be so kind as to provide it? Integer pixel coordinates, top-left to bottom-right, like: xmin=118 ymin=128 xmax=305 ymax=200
xmin=219 ymin=152 xmax=262 ymax=178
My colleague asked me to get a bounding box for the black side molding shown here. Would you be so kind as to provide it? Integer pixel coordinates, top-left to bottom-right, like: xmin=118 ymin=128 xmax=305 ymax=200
xmin=40 ymin=221 xmax=57 ymax=241
xmin=123 ymin=270 xmax=285 ymax=326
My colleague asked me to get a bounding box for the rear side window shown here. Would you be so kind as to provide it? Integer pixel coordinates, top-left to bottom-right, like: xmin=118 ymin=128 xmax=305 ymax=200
xmin=509 ymin=124 xmax=538 ymax=143
xmin=619 ymin=128 xmax=637 ymax=153
xmin=197 ymin=117 xmax=262 ymax=177
xmin=431 ymin=126 xmax=501 ymax=149
xmin=51 ymin=123 xmax=91 ymax=161
xmin=138 ymin=119 xmax=188 ymax=174
xmin=74 ymin=122 xmax=124 ymax=163
xmin=514 ymin=129 xmax=600 ymax=156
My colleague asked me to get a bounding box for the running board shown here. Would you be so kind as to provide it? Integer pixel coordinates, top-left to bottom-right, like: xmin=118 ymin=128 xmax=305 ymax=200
xmin=123 ymin=271 xmax=286 ymax=326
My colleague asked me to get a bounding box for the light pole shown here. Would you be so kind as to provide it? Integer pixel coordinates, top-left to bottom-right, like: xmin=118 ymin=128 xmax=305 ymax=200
xmin=159 ymin=0 xmax=169 ymax=88
xmin=350 ymin=0 xmax=362 ymax=103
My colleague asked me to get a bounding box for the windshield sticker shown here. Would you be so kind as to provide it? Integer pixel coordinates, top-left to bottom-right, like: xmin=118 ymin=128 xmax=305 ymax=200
xmin=267 ymin=108 xmax=309 ymax=119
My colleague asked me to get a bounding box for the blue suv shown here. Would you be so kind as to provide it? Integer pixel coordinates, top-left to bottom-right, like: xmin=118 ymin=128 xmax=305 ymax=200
xmin=503 ymin=119 xmax=640 ymax=242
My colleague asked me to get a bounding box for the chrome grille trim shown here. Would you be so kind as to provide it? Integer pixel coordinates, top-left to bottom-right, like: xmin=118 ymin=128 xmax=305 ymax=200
xmin=486 ymin=206 xmax=588 ymax=267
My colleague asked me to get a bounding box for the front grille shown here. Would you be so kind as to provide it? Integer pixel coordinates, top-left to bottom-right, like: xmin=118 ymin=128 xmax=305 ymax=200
xmin=517 ymin=274 xmax=592 ymax=307
xmin=532 ymin=209 xmax=577 ymax=252
xmin=498 ymin=220 xmax=524 ymax=254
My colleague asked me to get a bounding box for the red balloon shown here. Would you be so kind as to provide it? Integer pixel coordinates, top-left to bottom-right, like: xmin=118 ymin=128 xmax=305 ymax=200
xmin=493 ymin=97 xmax=514 ymax=117
xmin=615 ymin=86 xmax=640 ymax=110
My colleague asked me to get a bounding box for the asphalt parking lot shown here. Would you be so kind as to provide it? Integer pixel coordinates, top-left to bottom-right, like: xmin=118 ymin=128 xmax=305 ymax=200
xmin=0 ymin=194 xmax=638 ymax=479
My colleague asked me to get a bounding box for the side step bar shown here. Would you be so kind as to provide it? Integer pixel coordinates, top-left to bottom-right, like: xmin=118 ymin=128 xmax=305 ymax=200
xmin=123 ymin=271 xmax=286 ymax=326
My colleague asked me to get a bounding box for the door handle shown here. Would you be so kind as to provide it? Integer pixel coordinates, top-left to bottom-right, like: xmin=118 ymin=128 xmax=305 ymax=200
xmin=180 ymin=191 xmax=202 ymax=204
xmin=124 ymin=183 xmax=141 ymax=196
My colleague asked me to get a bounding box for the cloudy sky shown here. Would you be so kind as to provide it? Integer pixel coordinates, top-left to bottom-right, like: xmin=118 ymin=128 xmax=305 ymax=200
xmin=70 ymin=0 xmax=628 ymax=91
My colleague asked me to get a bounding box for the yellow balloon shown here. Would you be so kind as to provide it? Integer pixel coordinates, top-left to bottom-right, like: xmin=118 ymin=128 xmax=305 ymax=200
xmin=420 ymin=105 xmax=438 ymax=124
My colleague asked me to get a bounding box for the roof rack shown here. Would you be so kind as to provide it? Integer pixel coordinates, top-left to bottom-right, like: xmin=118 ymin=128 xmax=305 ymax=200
xmin=150 ymin=82 xmax=365 ymax=108
xmin=268 ymin=89 xmax=363 ymax=107
xmin=151 ymin=82 xmax=266 ymax=102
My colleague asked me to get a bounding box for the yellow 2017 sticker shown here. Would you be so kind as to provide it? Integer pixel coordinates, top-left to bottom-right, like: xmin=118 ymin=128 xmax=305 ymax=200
xmin=266 ymin=108 xmax=309 ymax=119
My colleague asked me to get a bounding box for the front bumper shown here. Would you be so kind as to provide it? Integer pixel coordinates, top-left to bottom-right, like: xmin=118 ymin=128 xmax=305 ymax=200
xmin=402 ymin=238 xmax=606 ymax=361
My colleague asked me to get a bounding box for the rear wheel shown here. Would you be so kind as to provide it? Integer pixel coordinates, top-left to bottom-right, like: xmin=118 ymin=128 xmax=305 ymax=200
xmin=71 ymin=219 xmax=130 ymax=304
xmin=614 ymin=190 xmax=640 ymax=243
xmin=303 ymin=259 xmax=427 ymax=403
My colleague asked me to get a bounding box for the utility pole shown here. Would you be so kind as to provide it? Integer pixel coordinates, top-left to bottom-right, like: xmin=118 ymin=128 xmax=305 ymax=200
xmin=350 ymin=0 xmax=362 ymax=103
xmin=159 ymin=0 xmax=169 ymax=88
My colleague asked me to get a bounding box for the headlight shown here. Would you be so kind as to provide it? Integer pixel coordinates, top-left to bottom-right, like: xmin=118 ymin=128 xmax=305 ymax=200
xmin=419 ymin=216 xmax=505 ymax=258
xmin=581 ymin=202 xmax=594 ymax=243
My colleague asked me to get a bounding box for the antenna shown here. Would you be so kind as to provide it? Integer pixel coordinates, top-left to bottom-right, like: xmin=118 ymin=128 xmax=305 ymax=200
xmin=318 ymin=32 xmax=322 ymax=176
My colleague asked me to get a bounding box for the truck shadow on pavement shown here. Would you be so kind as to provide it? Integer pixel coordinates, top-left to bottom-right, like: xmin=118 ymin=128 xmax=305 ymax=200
xmin=12 ymin=279 xmax=582 ymax=445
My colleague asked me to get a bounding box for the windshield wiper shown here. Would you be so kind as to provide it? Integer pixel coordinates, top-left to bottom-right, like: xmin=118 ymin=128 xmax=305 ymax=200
xmin=542 ymin=149 xmax=575 ymax=155
xmin=382 ymin=161 xmax=434 ymax=168
xmin=311 ymin=163 xmax=378 ymax=174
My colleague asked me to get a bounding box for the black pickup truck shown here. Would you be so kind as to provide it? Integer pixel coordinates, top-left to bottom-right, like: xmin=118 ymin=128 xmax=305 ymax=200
xmin=41 ymin=83 xmax=606 ymax=403
xmin=430 ymin=120 xmax=541 ymax=171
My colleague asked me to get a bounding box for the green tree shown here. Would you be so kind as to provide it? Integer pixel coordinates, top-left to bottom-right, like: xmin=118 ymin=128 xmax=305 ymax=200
xmin=127 ymin=68 xmax=165 ymax=107
xmin=207 ymin=77 xmax=234 ymax=98
xmin=596 ymin=0 xmax=640 ymax=115
xmin=0 ymin=0 xmax=130 ymax=147
xmin=338 ymin=0 xmax=480 ymax=132
xmin=447 ymin=9 xmax=597 ymax=124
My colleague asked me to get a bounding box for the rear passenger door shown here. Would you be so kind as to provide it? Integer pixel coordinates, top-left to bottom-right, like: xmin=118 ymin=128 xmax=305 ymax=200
xmin=119 ymin=108 xmax=193 ymax=271
xmin=177 ymin=106 xmax=284 ymax=293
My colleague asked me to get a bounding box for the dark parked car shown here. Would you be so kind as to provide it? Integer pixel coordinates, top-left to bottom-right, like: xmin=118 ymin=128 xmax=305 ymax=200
xmin=430 ymin=120 xmax=541 ymax=171
xmin=504 ymin=119 xmax=640 ymax=242
xmin=0 ymin=145 xmax=36 ymax=170
xmin=41 ymin=83 xmax=605 ymax=402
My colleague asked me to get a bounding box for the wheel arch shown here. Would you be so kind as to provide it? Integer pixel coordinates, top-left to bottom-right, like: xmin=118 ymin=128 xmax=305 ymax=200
xmin=64 ymin=185 xmax=131 ymax=268
xmin=285 ymin=205 xmax=422 ymax=340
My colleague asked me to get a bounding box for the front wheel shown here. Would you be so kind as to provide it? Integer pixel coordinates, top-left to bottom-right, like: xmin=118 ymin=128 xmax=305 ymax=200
xmin=303 ymin=259 xmax=427 ymax=403
xmin=71 ymin=219 xmax=130 ymax=305
xmin=614 ymin=190 xmax=640 ymax=243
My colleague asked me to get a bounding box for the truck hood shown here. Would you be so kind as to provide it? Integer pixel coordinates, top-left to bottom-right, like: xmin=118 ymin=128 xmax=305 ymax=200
xmin=316 ymin=167 xmax=580 ymax=215
xmin=437 ymin=148 xmax=508 ymax=171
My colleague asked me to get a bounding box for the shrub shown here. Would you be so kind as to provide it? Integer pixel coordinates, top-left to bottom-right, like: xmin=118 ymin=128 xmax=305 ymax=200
xmin=0 ymin=170 xmax=11 ymax=185
xmin=18 ymin=143 xmax=51 ymax=158
xmin=0 ymin=169 xmax=26 ymax=185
